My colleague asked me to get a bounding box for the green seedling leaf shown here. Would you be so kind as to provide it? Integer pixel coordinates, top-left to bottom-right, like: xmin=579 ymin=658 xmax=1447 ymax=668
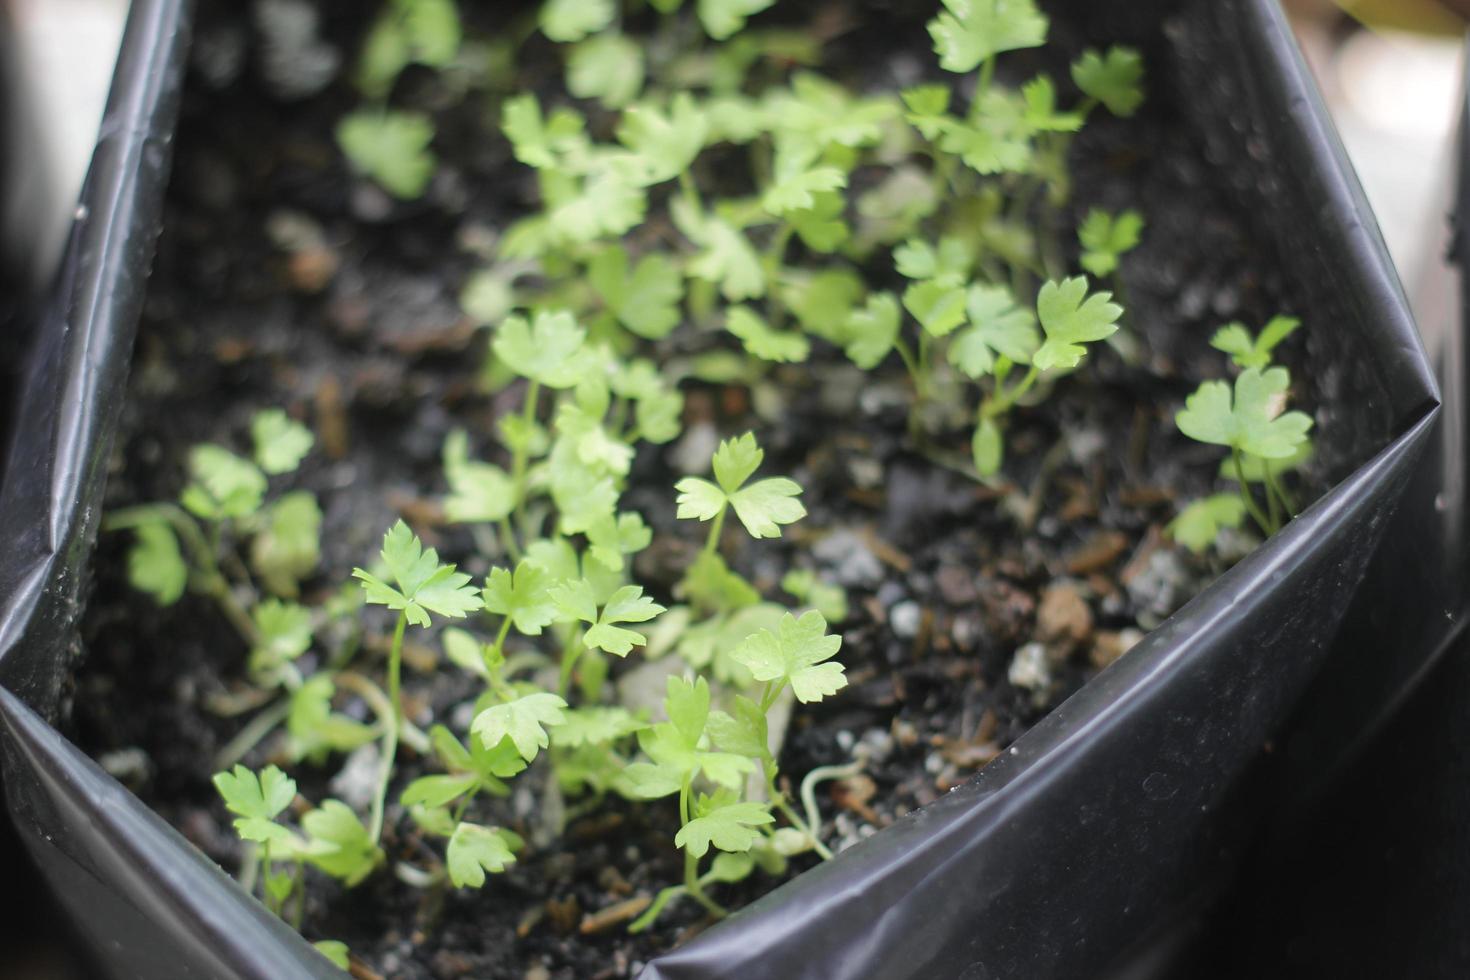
xmin=483 ymin=559 xmax=559 ymax=635
xmin=588 ymin=249 xmax=683 ymax=339
xmin=948 ymin=284 xmax=1038 ymax=377
xmin=698 ymin=0 xmax=777 ymax=40
xmin=301 ymin=800 xmax=381 ymax=885
xmin=551 ymin=706 xmax=646 ymax=747
xmin=973 ymin=416 xmax=1003 ymax=476
xmin=894 ymin=237 xmax=971 ymax=281
xmin=1168 ymin=494 xmax=1249 ymax=554
xmin=1078 ymin=208 xmax=1143 ymax=278
xmin=1210 ymin=315 xmax=1300 ymax=370
xmin=844 ymin=292 xmax=900 ymax=369
xmin=901 ymin=85 xmax=951 ymax=139
xmin=1032 ymin=276 xmax=1122 ymax=371
xmin=685 ymin=215 xmax=765 ymax=301
xmin=731 ymin=609 xmax=846 ymax=703
xmin=1220 ymin=440 xmax=1312 ymax=483
xmin=493 ymin=310 xmax=588 ymax=389
xmin=353 ymin=520 xmax=484 ymax=628
xmin=540 ymin=0 xmax=614 ymax=42
xmin=336 ymin=110 xmax=436 ymax=199
xmin=447 ymin=823 xmax=519 ymax=887
xmin=251 ymin=491 xmax=322 ymax=598
xmin=1072 ymin=46 xmax=1145 ymax=117
xmin=288 ymin=676 xmax=376 ymax=763
xmin=726 ymin=306 xmax=810 ymax=363
xmin=567 ymin=32 xmax=644 ymax=108
xmin=250 ymin=599 xmax=312 ymax=673
xmin=313 ymin=941 xmax=351 ymax=970
xmin=681 ymin=552 xmax=759 ymax=613
xmin=903 ymin=278 xmax=969 ymax=338
xmin=554 ymin=580 xmax=666 ymax=655
xmin=1176 ymin=367 xmax=1314 ymax=460
xmin=126 ymin=522 xmax=187 ymax=606
xmin=619 ymin=93 xmax=708 ymax=185
xmin=1021 ymin=75 xmax=1082 ymax=132
xmin=928 ymin=0 xmax=1048 ymax=73
xmin=214 ymin=764 xmax=297 ymax=844
xmin=400 ymin=773 xmax=479 ymax=810
xmin=443 ymin=432 xmax=516 ymax=523
xmin=674 ymin=800 xmax=774 ymax=858
xmin=587 ymin=511 xmax=652 ymax=572
xmin=251 ymin=409 xmax=313 ymax=475
xmin=181 ymin=445 xmax=267 ymax=520
xmin=357 ymin=0 xmax=461 ymax=97
xmin=762 ymin=139 xmax=847 ymax=216
xmin=501 ymin=94 xmax=586 ymax=170
xmin=781 ymin=569 xmax=848 ymax=623
xmin=472 ymin=691 xmax=569 ymax=761
xmin=675 ymin=433 xmax=806 ymax=539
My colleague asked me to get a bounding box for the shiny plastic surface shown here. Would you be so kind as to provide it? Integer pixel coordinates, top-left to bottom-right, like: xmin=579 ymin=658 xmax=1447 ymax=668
xmin=0 ymin=1 xmax=1444 ymax=979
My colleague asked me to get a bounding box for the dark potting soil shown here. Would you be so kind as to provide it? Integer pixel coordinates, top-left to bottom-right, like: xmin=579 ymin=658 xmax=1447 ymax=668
xmin=69 ymin=2 xmax=1319 ymax=978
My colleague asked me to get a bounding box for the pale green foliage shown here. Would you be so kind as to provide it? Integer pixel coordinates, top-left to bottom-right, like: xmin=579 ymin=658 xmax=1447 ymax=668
xmin=251 ymin=409 xmax=314 ymax=476
xmin=675 ymin=798 xmax=774 ymax=858
xmin=588 ymin=250 xmax=683 ymax=339
xmin=726 ymin=306 xmax=810 ymax=363
xmin=313 ymin=941 xmax=351 ymax=970
xmin=288 ymin=676 xmax=376 ymax=763
xmin=250 ymin=599 xmax=313 ymax=674
xmin=299 ymin=800 xmax=382 ymax=885
xmin=182 ymin=445 xmax=267 ymax=520
xmin=927 ymin=0 xmax=1048 ymax=73
xmin=493 ymin=311 xmax=588 ymax=388
xmin=568 ymin=33 xmax=645 ymax=108
xmin=619 ymin=93 xmax=709 ymax=185
xmin=1211 ymin=315 xmax=1300 ymax=370
xmin=781 ymin=569 xmax=848 ymax=623
xmin=948 ymin=285 xmax=1038 ymax=377
xmin=1077 ymin=208 xmax=1143 ymax=279
xmin=213 ymin=764 xmax=297 ymax=843
xmin=540 ymin=0 xmax=615 ymax=43
xmin=472 ymin=692 xmax=569 ymax=761
xmin=447 ymin=823 xmax=519 ymax=887
xmin=251 ymin=491 xmax=322 ymax=597
xmin=1175 ymin=368 xmax=1314 ymax=460
xmin=353 ymin=520 xmax=484 ymax=627
xmin=357 ymin=0 xmax=461 ymax=98
xmin=1032 ymin=276 xmax=1122 ymax=371
xmin=675 ymin=433 xmax=806 ymax=539
xmin=482 ymin=560 xmax=560 ymax=635
xmin=553 ymin=580 xmax=666 ymax=655
xmin=1072 ymin=46 xmax=1145 ymax=117
xmin=126 ymin=522 xmax=187 ymax=606
xmin=1168 ymin=495 xmax=1248 ymax=554
xmin=336 ymin=110 xmax=436 ymax=199
xmin=731 ymin=610 xmax=846 ymax=703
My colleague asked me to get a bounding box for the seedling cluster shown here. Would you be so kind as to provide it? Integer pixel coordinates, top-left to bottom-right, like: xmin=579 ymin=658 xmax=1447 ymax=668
xmin=107 ymin=0 xmax=1316 ymax=968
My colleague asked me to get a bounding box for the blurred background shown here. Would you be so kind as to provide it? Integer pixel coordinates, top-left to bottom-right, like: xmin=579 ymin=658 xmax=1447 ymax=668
xmin=0 ymin=0 xmax=1463 ymax=976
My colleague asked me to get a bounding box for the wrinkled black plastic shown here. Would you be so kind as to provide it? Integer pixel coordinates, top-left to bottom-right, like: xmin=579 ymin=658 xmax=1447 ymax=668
xmin=0 ymin=1 xmax=1443 ymax=979
xmin=1126 ymin=34 xmax=1470 ymax=980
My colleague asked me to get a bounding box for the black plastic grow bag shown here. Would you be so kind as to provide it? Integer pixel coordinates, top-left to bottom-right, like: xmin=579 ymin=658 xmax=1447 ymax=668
xmin=0 ymin=1 xmax=1443 ymax=979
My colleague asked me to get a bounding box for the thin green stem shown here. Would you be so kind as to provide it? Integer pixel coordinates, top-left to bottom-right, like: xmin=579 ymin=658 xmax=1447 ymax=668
xmin=983 ymin=365 xmax=1040 ymax=419
xmin=767 ymin=768 xmax=834 ymax=861
xmin=559 ymin=639 xmax=586 ymax=700
xmin=703 ymin=506 xmax=728 ymax=556
xmin=212 ymin=697 xmax=292 ymax=771
xmin=1267 ymin=468 xmax=1299 ymax=516
xmin=369 ymin=610 xmax=409 ymax=844
xmin=679 ymin=776 xmax=728 ymax=919
xmin=973 ymin=56 xmax=995 ymax=111
xmin=1233 ymin=449 xmax=1275 ymax=535
xmin=510 ymin=379 xmax=541 ymax=538
xmin=678 ymin=170 xmax=704 ymax=218
xmin=259 ymin=839 xmax=274 ymax=911
xmin=498 ymin=517 xmax=522 ymax=562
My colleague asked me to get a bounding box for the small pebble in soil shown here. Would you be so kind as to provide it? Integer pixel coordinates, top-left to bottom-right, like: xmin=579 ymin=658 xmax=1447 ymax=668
xmin=670 ymin=421 xmax=720 ymax=474
xmin=1126 ymin=549 xmax=1196 ymax=629
xmin=890 ymin=601 xmax=922 ymax=639
xmin=814 ymin=528 xmax=885 ymax=588
xmin=330 ymin=743 xmax=381 ymax=810
xmin=1008 ymin=641 xmax=1053 ymax=697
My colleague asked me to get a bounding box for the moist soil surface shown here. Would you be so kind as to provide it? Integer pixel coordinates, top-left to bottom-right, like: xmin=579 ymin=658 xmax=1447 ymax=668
xmin=70 ymin=2 xmax=1314 ymax=978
